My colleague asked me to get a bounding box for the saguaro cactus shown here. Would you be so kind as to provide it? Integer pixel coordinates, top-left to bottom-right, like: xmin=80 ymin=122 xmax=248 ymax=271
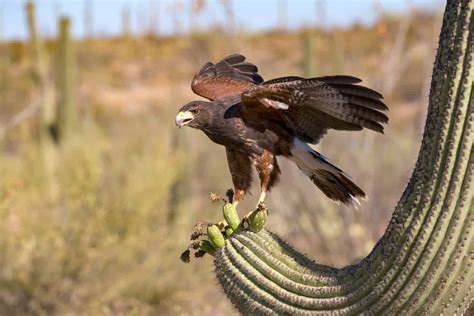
xmin=121 ymin=7 xmax=131 ymax=39
xmin=211 ymin=0 xmax=473 ymax=314
xmin=26 ymin=0 xmax=56 ymax=144
xmin=26 ymin=1 xmax=58 ymax=199
xmin=303 ymin=30 xmax=317 ymax=77
xmin=57 ymin=17 xmax=77 ymax=142
xmin=83 ymin=0 xmax=94 ymax=39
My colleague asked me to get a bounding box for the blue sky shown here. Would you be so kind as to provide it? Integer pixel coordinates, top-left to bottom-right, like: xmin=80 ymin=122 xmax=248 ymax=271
xmin=0 ymin=0 xmax=443 ymax=41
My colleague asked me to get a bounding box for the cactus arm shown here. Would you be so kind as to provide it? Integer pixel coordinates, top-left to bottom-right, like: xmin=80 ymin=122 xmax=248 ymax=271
xmin=213 ymin=0 xmax=473 ymax=314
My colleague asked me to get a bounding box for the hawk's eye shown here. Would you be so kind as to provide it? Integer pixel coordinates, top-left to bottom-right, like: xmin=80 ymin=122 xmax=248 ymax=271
xmin=190 ymin=109 xmax=200 ymax=115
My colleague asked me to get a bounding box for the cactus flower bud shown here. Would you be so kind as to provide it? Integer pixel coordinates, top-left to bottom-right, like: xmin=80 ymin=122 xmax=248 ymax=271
xmin=223 ymin=203 xmax=241 ymax=232
xmin=207 ymin=225 xmax=226 ymax=249
xmin=225 ymin=226 xmax=234 ymax=237
xmin=199 ymin=240 xmax=216 ymax=256
xmin=249 ymin=209 xmax=267 ymax=233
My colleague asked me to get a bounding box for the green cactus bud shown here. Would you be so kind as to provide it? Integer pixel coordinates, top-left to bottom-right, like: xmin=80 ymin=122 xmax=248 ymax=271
xmin=248 ymin=209 xmax=267 ymax=233
xmin=198 ymin=240 xmax=216 ymax=256
xmin=207 ymin=225 xmax=226 ymax=249
xmin=225 ymin=226 xmax=234 ymax=237
xmin=223 ymin=203 xmax=240 ymax=231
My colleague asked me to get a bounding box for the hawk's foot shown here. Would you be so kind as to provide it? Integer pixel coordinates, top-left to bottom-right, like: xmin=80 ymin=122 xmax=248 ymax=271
xmin=257 ymin=201 xmax=267 ymax=212
xmin=180 ymin=201 xmax=268 ymax=263
xmin=242 ymin=203 xmax=268 ymax=232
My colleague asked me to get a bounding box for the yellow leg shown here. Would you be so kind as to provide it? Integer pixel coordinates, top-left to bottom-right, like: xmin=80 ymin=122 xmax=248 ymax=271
xmin=257 ymin=190 xmax=267 ymax=207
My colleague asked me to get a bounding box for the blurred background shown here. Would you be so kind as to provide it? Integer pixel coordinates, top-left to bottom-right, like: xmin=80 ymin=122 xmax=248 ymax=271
xmin=0 ymin=0 xmax=444 ymax=314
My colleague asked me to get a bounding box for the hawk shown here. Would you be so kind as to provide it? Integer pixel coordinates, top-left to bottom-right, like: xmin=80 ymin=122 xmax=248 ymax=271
xmin=176 ymin=54 xmax=388 ymax=208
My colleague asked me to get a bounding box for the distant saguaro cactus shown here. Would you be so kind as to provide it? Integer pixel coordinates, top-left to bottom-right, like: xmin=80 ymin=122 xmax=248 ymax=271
xmin=26 ymin=0 xmax=56 ymax=144
xmin=26 ymin=1 xmax=58 ymax=198
xmin=210 ymin=0 xmax=473 ymax=314
xmin=83 ymin=0 xmax=94 ymax=39
xmin=303 ymin=30 xmax=316 ymax=77
xmin=57 ymin=17 xmax=77 ymax=142
xmin=168 ymin=131 xmax=191 ymax=227
xmin=122 ymin=7 xmax=131 ymax=38
xmin=277 ymin=0 xmax=288 ymax=30
xmin=149 ymin=0 xmax=160 ymax=36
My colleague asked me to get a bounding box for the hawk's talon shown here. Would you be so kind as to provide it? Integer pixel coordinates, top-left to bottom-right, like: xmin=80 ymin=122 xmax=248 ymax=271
xmin=242 ymin=216 xmax=250 ymax=229
xmin=257 ymin=202 xmax=267 ymax=211
xmin=182 ymin=196 xmax=270 ymax=263
xmin=225 ymin=189 xmax=235 ymax=203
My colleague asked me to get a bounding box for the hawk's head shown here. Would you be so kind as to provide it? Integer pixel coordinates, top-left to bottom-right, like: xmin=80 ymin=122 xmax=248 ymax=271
xmin=175 ymin=101 xmax=212 ymax=129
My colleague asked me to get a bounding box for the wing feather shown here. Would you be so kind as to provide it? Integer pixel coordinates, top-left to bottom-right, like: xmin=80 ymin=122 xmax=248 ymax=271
xmin=328 ymin=83 xmax=384 ymax=100
xmin=221 ymin=54 xmax=246 ymax=65
xmin=241 ymin=76 xmax=388 ymax=143
xmin=263 ymin=76 xmax=304 ymax=85
xmin=192 ymin=54 xmax=263 ymax=100
xmin=307 ymin=75 xmax=362 ymax=84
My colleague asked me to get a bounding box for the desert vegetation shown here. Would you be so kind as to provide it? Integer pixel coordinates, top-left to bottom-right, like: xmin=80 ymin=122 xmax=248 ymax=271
xmin=0 ymin=1 xmax=445 ymax=314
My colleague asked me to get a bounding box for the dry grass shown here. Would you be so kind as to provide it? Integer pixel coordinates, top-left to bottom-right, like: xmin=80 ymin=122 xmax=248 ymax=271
xmin=0 ymin=10 xmax=441 ymax=315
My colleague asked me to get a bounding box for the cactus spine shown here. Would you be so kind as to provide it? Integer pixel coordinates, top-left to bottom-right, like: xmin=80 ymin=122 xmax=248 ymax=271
xmin=213 ymin=0 xmax=474 ymax=314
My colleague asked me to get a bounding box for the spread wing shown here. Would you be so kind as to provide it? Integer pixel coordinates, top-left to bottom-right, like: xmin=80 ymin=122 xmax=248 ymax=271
xmin=240 ymin=76 xmax=388 ymax=144
xmin=191 ymin=54 xmax=264 ymax=101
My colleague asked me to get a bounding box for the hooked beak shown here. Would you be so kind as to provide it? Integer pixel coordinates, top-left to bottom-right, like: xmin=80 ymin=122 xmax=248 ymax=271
xmin=175 ymin=110 xmax=195 ymax=128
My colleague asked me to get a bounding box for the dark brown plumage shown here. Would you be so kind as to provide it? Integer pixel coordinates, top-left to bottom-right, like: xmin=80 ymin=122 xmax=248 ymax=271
xmin=176 ymin=54 xmax=388 ymax=207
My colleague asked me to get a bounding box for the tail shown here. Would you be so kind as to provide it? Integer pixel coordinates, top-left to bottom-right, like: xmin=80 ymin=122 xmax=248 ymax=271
xmin=289 ymin=138 xmax=366 ymax=208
